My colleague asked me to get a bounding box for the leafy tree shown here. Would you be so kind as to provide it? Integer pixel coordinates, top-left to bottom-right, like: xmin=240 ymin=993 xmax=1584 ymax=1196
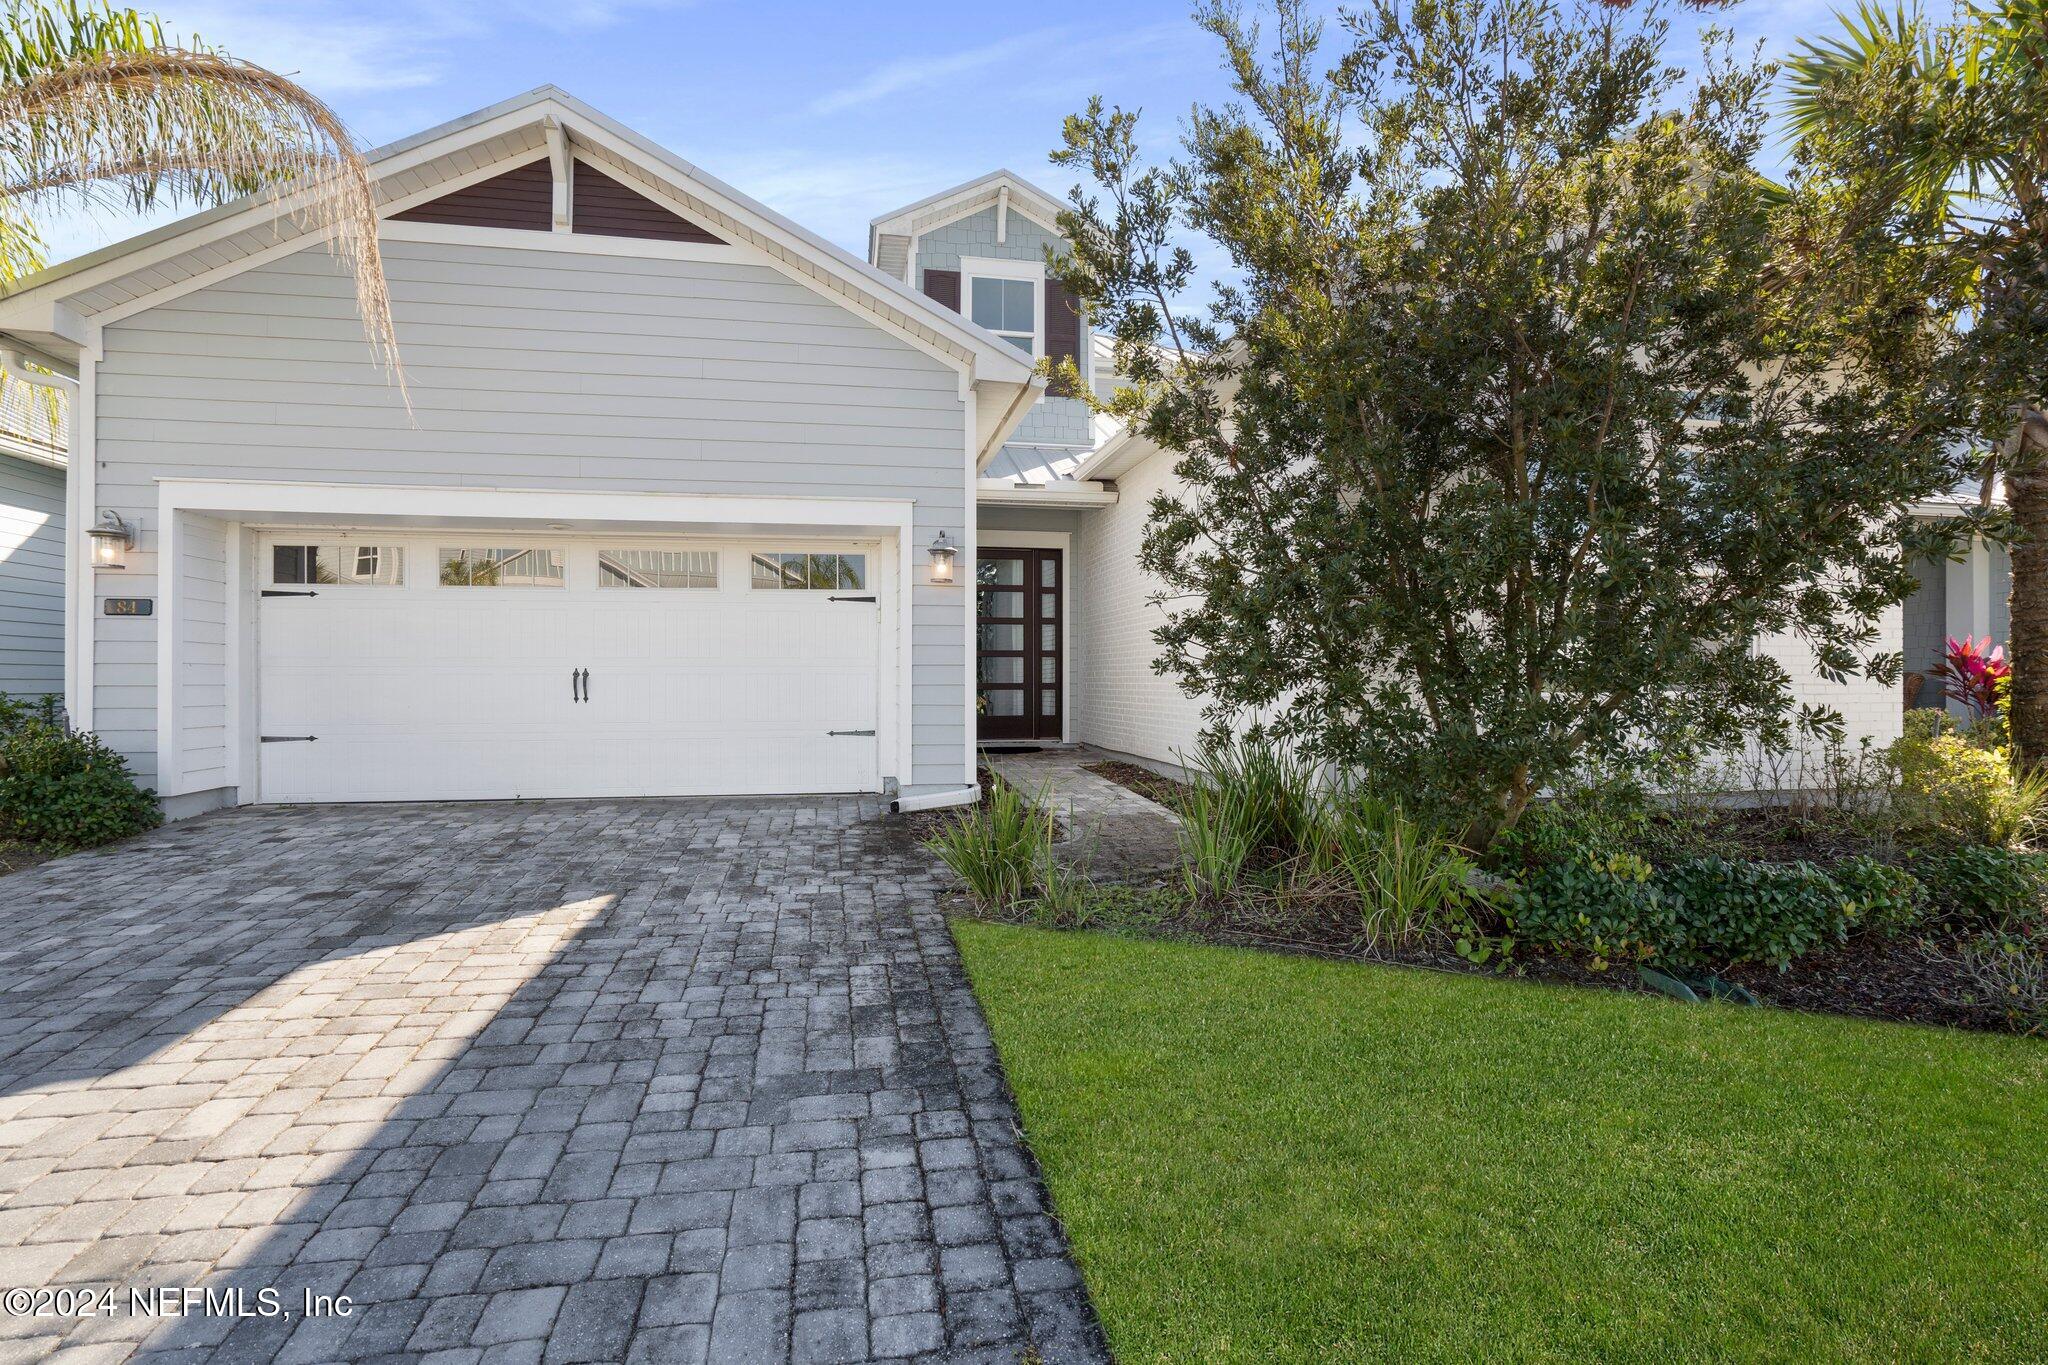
xmin=0 ymin=0 xmax=401 ymax=409
xmin=1050 ymin=0 xmax=1971 ymax=843
xmin=1786 ymin=0 xmax=2048 ymax=760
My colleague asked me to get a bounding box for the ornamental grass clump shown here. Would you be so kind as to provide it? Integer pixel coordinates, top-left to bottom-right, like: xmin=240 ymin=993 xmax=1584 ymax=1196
xmin=1310 ymin=791 xmax=1474 ymax=949
xmin=925 ymin=780 xmax=1056 ymax=909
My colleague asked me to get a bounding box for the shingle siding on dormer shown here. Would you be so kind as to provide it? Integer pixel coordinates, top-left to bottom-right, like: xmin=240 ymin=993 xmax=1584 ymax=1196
xmin=918 ymin=207 xmax=1093 ymax=452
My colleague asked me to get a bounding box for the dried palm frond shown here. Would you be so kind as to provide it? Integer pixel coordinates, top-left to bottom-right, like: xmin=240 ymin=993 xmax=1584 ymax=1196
xmin=0 ymin=3 xmax=403 ymax=405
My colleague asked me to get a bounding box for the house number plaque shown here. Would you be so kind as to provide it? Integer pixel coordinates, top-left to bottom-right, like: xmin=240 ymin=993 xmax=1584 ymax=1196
xmin=103 ymin=598 xmax=154 ymax=616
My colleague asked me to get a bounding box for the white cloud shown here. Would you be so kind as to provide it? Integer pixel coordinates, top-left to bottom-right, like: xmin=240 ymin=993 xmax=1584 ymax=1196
xmin=809 ymin=29 xmax=1071 ymax=116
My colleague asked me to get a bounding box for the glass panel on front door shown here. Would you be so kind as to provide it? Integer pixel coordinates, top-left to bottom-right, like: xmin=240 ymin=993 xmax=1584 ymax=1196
xmin=977 ymin=549 xmax=1061 ymax=742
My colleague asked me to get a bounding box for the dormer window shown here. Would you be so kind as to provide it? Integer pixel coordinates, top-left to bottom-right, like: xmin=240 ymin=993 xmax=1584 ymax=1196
xmin=963 ymin=258 xmax=1042 ymax=357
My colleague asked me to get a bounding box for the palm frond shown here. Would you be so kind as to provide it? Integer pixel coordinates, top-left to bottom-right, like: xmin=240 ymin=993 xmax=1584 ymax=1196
xmin=0 ymin=4 xmax=403 ymax=403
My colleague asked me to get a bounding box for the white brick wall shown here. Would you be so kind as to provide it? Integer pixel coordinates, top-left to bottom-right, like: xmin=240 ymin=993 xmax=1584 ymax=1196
xmin=1073 ymin=437 xmax=1909 ymax=783
xmin=1073 ymin=440 xmax=1212 ymax=766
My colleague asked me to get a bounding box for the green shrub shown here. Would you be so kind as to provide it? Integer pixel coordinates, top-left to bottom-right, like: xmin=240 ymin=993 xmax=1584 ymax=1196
xmin=1312 ymin=792 xmax=1474 ymax=948
xmin=1951 ymin=930 xmax=2048 ymax=1035
xmin=925 ymin=780 xmax=1055 ymax=908
xmin=1511 ymin=852 xmax=1882 ymax=972
xmin=1489 ymin=779 xmax=1657 ymax=871
xmin=1829 ymin=855 xmax=1925 ymax=937
xmin=0 ymin=705 xmax=160 ymax=851
xmin=1506 ymin=851 xmax=1675 ymax=969
xmin=1915 ymin=845 xmax=2048 ymax=930
xmin=1891 ymin=732 xmax=2048 ymax=847
xmin=1656 ymin=857 xmax=1855 ymax=971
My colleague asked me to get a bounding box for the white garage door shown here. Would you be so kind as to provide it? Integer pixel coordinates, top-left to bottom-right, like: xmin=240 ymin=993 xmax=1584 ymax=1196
xmin=256 ymin=534 xmax=884 ymax=803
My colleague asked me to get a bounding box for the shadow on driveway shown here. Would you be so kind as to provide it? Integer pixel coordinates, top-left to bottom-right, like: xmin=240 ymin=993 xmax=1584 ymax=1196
xmin=0 ymin=798 xmax=1105 ymax=1363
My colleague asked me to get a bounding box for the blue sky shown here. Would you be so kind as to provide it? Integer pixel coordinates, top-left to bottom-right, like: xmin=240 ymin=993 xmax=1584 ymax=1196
xmin=39 ymin=0 xmax=1851 ymax=266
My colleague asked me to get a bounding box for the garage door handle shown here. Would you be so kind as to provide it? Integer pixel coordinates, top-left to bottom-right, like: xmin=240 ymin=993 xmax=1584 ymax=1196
xmin=828 ymin=595 xmax=876 ymax=603
xmin=262 ymin=589 xmax=318 ymax=598
xmin=827 ymin=729 xmax=875 ymax=737
xmin=261 ymin=735 xmax=318 ymax=743
xmin=580 ymin=668 xmax=590 ymax=702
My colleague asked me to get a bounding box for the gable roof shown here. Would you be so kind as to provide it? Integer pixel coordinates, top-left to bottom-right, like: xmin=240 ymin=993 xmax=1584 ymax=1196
xmin=0 ymin=87 xmax=1041 ymax=418
xmin=868 ymin=170 xmax=1068 ymax=277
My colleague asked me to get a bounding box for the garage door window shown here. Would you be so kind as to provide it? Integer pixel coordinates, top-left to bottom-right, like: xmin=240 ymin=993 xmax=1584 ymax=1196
xmin=272 ymin=544 xmax=406 ymax=586
xmin=439 ymin=547 xmax=565 ymax=587
xmin=750 ymin=552 xmax=866 ymax=591
xmin=598 ymin=548 xmax=717 ymax=589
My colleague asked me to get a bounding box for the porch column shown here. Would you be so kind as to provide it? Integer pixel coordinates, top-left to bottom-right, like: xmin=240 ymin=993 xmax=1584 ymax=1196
xmin=1944 ymin=535 xmax=1996 ymax=717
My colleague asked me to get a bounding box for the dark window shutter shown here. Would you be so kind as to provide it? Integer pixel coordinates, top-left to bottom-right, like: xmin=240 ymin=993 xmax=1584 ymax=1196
xmin=923 ymin=269 xmax=961 ymax=311
xmin=1044 ymin=280 xmax=1082 ymax=395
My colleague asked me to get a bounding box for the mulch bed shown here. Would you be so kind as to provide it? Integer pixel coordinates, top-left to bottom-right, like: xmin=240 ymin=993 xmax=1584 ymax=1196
xmin=0 ymin=840 xmax=49 ymax=879
xmin=1085 ymin=759 xmax=1190 ymax=809
xmin=1020 ymin=762 xmax=2021 ymax=1035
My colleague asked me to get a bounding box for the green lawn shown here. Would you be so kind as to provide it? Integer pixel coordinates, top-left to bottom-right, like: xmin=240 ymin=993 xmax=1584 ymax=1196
xmin=953 ymin=922 xmax=2048 ymax=1363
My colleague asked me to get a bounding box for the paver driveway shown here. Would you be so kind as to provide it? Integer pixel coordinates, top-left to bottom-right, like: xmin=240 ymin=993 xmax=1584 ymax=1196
xmin=0 ymin=799 xmax=1105 ymax=1364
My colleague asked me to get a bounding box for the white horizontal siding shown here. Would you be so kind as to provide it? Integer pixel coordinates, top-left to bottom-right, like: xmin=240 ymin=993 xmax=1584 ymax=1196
xmin=93 ymin=236 xmax=969 ymax=793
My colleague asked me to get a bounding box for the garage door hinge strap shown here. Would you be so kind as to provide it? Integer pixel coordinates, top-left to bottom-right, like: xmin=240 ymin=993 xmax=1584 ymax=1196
xmin=262 ymin=589 xmax=318 ymax=598
xmin=261 ymin=735 xmax=318 ymax=743
xmin=827 ymin=729 xmax=876 ymax=737
xmin=828 ymin=595 xmax=876 ymax=603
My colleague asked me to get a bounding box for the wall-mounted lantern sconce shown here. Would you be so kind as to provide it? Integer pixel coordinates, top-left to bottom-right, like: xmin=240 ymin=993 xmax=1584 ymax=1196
xmin=928 ymin=530 xmax=957 ymax=585
xmin=87 ymin=511 xmax=135 ymax=570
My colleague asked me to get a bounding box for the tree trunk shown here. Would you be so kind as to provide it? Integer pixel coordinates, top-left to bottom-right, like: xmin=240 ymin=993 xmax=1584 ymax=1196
xmin=2005 ymin=409 xmax=2048 ymax=763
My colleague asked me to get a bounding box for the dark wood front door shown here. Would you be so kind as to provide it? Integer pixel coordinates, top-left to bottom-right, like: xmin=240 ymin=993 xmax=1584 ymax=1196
xmin=977 ymin=548 xmax=1062 ymax=742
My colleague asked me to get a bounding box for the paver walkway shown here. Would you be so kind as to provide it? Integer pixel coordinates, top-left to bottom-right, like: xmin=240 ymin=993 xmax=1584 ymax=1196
xmin=0 ymin=799 xmax=1105 ymax=1364
xmin=984 ymin=748 xmax=1181 ymax=879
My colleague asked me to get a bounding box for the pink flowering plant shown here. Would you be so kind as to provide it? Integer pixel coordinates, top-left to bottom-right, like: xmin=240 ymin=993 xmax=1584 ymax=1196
xmin=1933 ymin=636 xmax=2011 ymax=720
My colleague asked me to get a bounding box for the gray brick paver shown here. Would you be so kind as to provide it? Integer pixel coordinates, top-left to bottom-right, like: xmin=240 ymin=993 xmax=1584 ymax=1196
xmin=0 ymin=798 xmax=1104 ymax=1362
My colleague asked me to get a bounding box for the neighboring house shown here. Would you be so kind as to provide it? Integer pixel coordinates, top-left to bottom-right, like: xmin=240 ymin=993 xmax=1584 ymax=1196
xmin=0 ymin=87 xmax=1930 ymax=818
xmin=1903 ymin=493 xmax=2011 ymax=716
xmin=0 ymin=375 xmax=67 ymax=699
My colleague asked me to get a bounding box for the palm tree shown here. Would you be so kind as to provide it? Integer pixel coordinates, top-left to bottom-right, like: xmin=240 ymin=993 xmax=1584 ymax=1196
xmin=1786 ymin=0 xmax=2047 ymax=755
xmin=0 ymin=0 xmax=400 ymax=416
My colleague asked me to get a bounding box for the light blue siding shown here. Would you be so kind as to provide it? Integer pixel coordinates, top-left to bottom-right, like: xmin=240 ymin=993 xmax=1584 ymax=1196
xmin=918 ymin=207 xmax=1092 ymax=454
xmin=93 ymin=237 xmax=970 ymax=795
xmin=0 ymin=452 xmax=64 ymax=699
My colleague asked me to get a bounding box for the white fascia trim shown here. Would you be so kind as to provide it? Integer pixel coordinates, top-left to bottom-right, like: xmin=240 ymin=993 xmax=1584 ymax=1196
xmin=0 ymin=437 xmax=64 ymax=470
xmin=909 ymin=193 xmax=1062 ymax=245
xmin=67 ymin=355 xmax=94 ymax=727
xmin=974 ymin=491 xmax=1122 ymax=511
xmin=7 ymin=90 xmax=1035 ymax=390
xmin=871 ymin=169 xmax=1067 ymax=240
xmin=962 ymin=395 xmax=978 ymax=787
xmin=378 ymin=219 xmax=744 ymax=264
xmin=1074 ymin=424 xmax=1161 ymax=482
xmin=153 ymin=480 xmax=919 ymax=799
xmin=545 ymin=104 xmax=1034 ymax=385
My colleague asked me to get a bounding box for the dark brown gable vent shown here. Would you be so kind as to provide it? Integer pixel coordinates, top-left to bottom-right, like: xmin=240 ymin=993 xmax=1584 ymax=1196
xmin=393 ymin=160 xmax=552 ymax=231
xmin=922 ymin=268 xmax=961 ymax=311
xmin=1045 ymin=280 xmax=1082 ymax=394
xmin=572 ymin=165 xmax=724 ymax=243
